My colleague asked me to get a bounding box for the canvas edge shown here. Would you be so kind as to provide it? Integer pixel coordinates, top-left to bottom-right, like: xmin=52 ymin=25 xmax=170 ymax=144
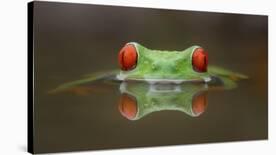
xmin=27 ymin=1 xmax=34 ymax=154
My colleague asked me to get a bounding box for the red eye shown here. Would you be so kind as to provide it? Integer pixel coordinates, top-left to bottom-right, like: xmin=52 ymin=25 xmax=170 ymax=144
xmin=118 ymin=93 xmax=137 ymax=120
xmin=192 ymin=48 xmax=208 ymax=72
xmin=118 ymin=44 xmax=138 ymax=71
xmin=192 ymin=92 xmax=208 ymax=116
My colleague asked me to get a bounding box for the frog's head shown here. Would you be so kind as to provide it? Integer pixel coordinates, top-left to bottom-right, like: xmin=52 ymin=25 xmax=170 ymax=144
xmin=117 ymin=42 xmax=210 ymax=82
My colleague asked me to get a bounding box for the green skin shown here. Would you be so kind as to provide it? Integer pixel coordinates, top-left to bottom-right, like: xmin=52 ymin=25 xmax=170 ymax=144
xmin=120 ymin=82 xmax=208 ymax=120
xmin=50 ymin=42 xmax=248 ymax=93
xmin=117 ymin=42 xmax=210 ymax=82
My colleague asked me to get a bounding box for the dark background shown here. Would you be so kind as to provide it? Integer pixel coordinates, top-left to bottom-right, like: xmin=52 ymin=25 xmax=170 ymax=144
xmin=33 ymin=1 xmax=268 ymax=153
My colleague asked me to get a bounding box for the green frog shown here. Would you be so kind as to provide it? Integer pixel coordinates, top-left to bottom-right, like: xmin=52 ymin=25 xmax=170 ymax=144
xmin=51 ymin=42 xmax=247 ymax=93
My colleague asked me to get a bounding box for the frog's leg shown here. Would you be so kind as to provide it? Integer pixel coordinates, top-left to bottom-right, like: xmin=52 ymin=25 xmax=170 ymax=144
xmin=49 ymin=70 xmax=119 ymax=94
xmin=208 ymin=65 xmax=248 ymax=89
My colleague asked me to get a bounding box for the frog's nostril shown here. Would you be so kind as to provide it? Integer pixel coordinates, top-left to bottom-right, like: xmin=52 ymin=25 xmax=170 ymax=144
xmin=118 ymin=93 xmax=138 ymax=120
xmin=192 ymin=48 xmax=208 ymax=72
xmin=118 ymin=44 xmax=138 ymax=71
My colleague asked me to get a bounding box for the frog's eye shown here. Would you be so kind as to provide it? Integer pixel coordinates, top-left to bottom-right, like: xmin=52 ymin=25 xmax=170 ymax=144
xmin=192 ymin=48 xmax=208 ymax=72
xmin=118 ymin=93 xmax=137 ymax=120
xmin=118 ymin=44 xmax=138 ymax=71
xmin=192 ymin=92 xmax=208 ymax=116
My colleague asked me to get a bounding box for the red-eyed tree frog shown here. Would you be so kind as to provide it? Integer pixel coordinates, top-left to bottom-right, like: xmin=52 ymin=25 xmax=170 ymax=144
xmin=51 ymin=42 xmax=248 ymax=93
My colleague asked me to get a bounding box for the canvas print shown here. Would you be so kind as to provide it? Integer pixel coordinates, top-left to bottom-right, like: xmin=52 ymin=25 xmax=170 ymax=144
xmin=28 ymin=1 xmax=268 ymax=154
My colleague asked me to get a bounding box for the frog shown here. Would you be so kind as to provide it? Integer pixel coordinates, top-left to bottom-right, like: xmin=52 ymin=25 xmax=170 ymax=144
xmin=50 ymin=42 xmax=247 ymax=93
xmin=117 ymin=42 xmax=210 ymax=83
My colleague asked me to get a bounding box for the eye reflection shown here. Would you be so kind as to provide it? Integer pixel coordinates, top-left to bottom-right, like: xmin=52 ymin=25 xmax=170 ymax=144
xmin=118 ymin=93 xmax=138 ymax=120
xmin=192 ymin=92 xmax=208 ymax=116
xmin=118 ymin=82 xmax=209 ymax=121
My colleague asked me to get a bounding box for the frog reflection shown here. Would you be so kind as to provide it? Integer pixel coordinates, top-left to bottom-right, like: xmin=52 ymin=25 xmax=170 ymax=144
xmin=118 ymin=82 xmax=208 ymax=120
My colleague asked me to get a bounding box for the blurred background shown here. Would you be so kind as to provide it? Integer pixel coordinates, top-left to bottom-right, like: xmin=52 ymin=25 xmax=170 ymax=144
xmin=33 ymin=1 xmax=267 ymax=153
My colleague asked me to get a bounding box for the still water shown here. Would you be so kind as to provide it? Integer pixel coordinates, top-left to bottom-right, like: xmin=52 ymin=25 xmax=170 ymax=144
xmin=33 ymin=1 xmax=268 ymax=153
